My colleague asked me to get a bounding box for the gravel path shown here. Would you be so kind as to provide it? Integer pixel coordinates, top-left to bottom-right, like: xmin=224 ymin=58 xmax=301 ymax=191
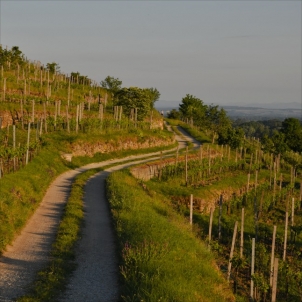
xmin=0 ymin=169 xmax=79 ymax=302
xmin=0 ymin=125 xmax=193 ymax=302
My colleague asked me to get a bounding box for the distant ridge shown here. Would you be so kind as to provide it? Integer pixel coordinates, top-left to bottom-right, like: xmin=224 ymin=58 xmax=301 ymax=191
xmin=156 ymin=100 xmax=301 ymax=110
xmin=155 ymin=101 xmax=301 ymax=121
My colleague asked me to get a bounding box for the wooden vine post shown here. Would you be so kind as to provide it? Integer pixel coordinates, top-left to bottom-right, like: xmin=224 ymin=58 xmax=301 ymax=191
xmin=199 ymin=144 xmax=203 ymax=179
xmin=271 ymin=258 xmax=279 ymax=302
xmin=250 ymin=238 xmax=255 ymax=300
xmin=2 ymin=78 xmax=6 ymax=101
xmin=291 ymin=198 xmax=295 ymax=227
xmin=66 ymin=106 xmax=70 ymax=133
xmin=67 ymin=78 xmax=71 ymax=107
xmin=189 ymin=194 xmax=193 ymax=226
xmin=76 ymin=105 xmax=79 ymax=133
xmin=99 ymin=103 xmax=103 ymax=121
xmin=227 ymin=221 xmax=238 ymax=282
xmin=13 ymin=125 xmax=16 ymax=171
xmin=20 ymin=99 xmax=24 ymax=129
xmin=283 ymin=211 xmax=288 ymax=261
xmin=25 ymin=122 xmax=31 ymax=165
xmin=218 ymin=195 xmax=222 ymax=240
xmin=185 ymin=146 xmax=188 ymax=186
xmin=240 ymin=208 xmax=244 ymax=258
xmin=208 ymin=207 xmax=214 ymax=244
xmin=270 ymin=225 xmax=277 ymax=287
xmin=32 ymin=100 xmax=35 ymax=123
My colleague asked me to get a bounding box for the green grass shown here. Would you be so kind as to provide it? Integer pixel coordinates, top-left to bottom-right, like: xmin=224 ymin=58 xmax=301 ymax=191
xmin=106 ymin=170 xmax=235 ymax=301
xmin=166 ymin=119 xmax=211 ymax=144
xmin=0 ymin=145 xmax=67 ymax=253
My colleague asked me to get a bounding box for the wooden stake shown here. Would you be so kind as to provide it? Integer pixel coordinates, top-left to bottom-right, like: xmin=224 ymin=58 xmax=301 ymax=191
xmin=189 ymin=194 xmax=193 ymax=226
xmin=283 ymin=211 xmax=288 ymax=261
xmin=208 ymin=207 xmax=214 ymax=243
xmin=250 ymin=238 xmax=255 ymax=300
xmin=271 ymin=258 xmax=279 ymax=302
xmin=13 ymin=125 xmax=16 ymax=171
xmin=76 ymin=105 xmax=79 ymax=133
xmin=240 ymin=208 xmax=244 ymax=258
xmin=291 ymin=198 xmax=295 ymax=227
xmin=2 ymin=78 xmax=6 ymax=101
xmin=32 ymin=100 xmax=35 ymax=123
xmin=227 ymin=221 xmax=238 ymax=281
xmin=185 ymin=146 xmax=188 ymax=186
xmin=66 ymin=105 xmax=70 ymax=133
xmin=218 ymin=195 xmax=222 ymax=240
xmin=25 ymin=123 xmax=31 ymax=165
xmin=270 ymin=225 xmax=277 ymax=287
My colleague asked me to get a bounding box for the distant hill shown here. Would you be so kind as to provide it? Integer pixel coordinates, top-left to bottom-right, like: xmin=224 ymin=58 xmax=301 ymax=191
xmin=155 ymin=101 xmax=302 ymax=121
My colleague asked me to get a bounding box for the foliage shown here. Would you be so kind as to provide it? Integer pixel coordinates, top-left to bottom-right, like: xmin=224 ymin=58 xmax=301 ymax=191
xmin=46 ymin=62 xmax=60 ymax=73
xmin=0 ymin=45 xmax=25 ymax=67
xmin=116 ymin=87 xmax=153 ymax=120
xmin=70 ymin=71 xmax=91 ymax=85
xmin=179 ymin=94 xmax=207 ymax=126
xmin=217 ymin=127 xmax=245 ymax=149
xmin=143 ymin=87 xmax=160 ymax=107
xmin=107 ymin=170 xmax=235 ymax=301
xmin=281 ymin=118 xmax=302 ymax=153
xmin=100 ymin=75 xmax=122 ymax=96
xmin=167 ymin=109 xmax=181 ymax=120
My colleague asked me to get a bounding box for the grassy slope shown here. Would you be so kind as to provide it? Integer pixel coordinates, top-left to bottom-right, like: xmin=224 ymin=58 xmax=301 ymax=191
xmin=107 ymin=170 xmax=235 ymax=302
xmin=0 ymin=128 xmax=175 ymax=254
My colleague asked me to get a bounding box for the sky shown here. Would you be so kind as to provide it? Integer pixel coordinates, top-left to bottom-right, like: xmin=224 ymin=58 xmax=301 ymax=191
xmin=0 ymin=1 xmax=301 ymax=108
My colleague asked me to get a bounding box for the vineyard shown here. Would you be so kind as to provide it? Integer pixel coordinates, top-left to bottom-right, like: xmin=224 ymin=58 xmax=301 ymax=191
xmin=0 ymin=45 xmax=165 ymax=178
xmin=141 ymin=123 xmax=302 ymax=301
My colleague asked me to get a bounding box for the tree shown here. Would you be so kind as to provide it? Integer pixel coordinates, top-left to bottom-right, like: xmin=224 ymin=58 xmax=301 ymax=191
xmin=70 ymin=72 xmax=91 ymax=85
xmin=144 ymin=88 xmax=160 ymax=108
xmin=115 ymin=87 xmax=152 ymax=121
xmin=206 ymin=105 xmax=232 ymax=135
xmin=281 ymin=118 xmax=302 ymax=152
xmin=167 ymin=109 xmax=181 ymax=120
xmin=217 ymin=127 xmax=244 ymax=149
xmin=46 ymin=62 xmax=60 ymax=73
xmin=179 ymin=94 xmax=207 ymax=127
xmin=10 ymin=46 xmax=24 ymax=65
xmin=0 ymin=45 xmax=24 ymax=67
xmin=101 ymin=76 xmax=122 ymax=96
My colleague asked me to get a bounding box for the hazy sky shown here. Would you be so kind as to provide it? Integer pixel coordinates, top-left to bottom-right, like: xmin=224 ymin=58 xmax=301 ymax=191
xmin=0 ymin=1 xmax=301 ymax=107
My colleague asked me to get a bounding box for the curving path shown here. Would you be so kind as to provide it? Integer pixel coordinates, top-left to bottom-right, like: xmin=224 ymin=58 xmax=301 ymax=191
xmin=0 ymin=124 xmax=197 ymax=301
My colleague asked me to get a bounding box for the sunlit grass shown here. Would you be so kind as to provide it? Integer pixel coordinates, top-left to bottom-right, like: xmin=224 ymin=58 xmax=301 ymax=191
xmin=107 ymin=170 xmax=235 ymax=301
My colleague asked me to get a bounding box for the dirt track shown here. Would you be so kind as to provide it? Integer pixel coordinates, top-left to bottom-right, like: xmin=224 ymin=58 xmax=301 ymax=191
xmin=0 ymin=125 xmax=197 ymax=301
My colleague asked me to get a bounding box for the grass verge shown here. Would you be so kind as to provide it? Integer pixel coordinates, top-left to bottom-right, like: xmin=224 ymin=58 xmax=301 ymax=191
xmin=0 ymin=146 xmax=68 ymax=253
xmin=106 ymin=169 xmax=235 ymax=302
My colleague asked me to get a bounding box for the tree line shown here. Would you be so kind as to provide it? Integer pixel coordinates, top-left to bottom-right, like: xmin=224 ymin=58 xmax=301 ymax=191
xmin=167 ymin=94 xmax=302 ymax=166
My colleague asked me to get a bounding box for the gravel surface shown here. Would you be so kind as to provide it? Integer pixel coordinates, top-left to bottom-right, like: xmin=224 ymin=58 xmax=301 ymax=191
xmin=0 ymin=170 xmax=79 ymax=302
xmin=58 ymin=171 xmax=119 ymax=302
xmin=0 ymin=125 xmax=193 ymax=302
